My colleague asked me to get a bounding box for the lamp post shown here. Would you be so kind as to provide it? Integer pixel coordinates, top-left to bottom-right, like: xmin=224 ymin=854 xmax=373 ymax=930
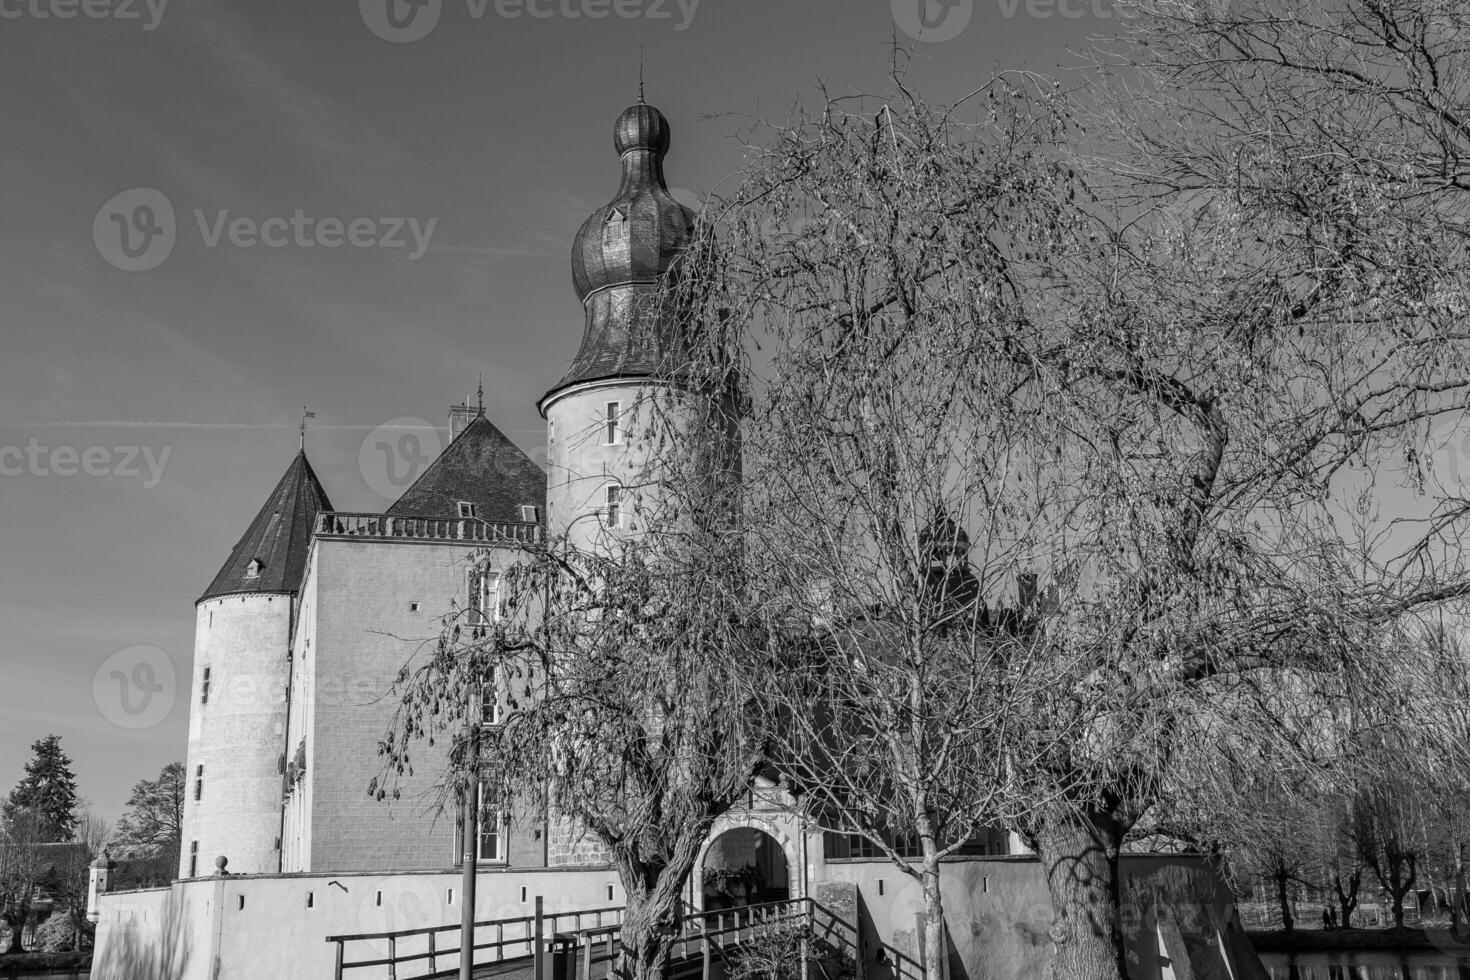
xmin=459 ymin=679 xmax=480 ymax=980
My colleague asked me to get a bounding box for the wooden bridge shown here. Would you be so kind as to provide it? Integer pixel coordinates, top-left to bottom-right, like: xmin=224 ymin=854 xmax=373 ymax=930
xmin=326 ymin=896 xmax=862 ymax=980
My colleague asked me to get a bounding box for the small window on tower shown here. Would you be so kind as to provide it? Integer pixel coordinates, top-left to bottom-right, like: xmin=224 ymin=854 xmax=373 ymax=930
xmin=603 ymin=209 xmax=629 ymax=246
xmin=604 ymin=401 xmax=622 ymax=445
xmin=188 ymin=841 xmax=198 ymax=878
xmin=245 ymin=558 xmax=262 ymax=579
xmin=605 ymin=485 xmax=623 ymax=529
xmin=457 ymin=502 xmax=477 ymax=519
xmin=201 ymin=667 xmax=211 ymax=704
xmin=194 ymin=766 xmax=204 ymax=802
xmin=519 ymin=505 xmax=539 ymax=523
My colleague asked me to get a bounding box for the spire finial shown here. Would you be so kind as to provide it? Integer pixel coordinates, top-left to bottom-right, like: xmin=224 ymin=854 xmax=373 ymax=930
xmin=638 ymin=48 xmax=645 ymax=104
xmin=300 ymin=407 xmax=315 ymax=450
xmin=476 ymin=374 xmax=485 ymax=418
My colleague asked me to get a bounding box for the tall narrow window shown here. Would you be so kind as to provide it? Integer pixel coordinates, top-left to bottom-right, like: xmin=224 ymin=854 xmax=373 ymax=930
xmin=605 ymin=485 xmax=622 ymax=528
xmin=201 ymin=667 xmax=211 ymax=704
xmin=604 ymin=401 xmax=622 ymax=445
xmin=477 ymin=782 xmax=504 ymax=863
xmin=480 ymin=673 xmax=501 ymax=726
xmin=188 ymin=841 xmax=198 ymax=878
xmin=475 ymin=570 xmax=500 ymax=626
xmin=194 ymin=765 xmax=204 ymax=802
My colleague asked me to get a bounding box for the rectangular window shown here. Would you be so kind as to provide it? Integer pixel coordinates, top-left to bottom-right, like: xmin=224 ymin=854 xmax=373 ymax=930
xmin=519 ymin=504 xmax=540 ymax=523
xmin=605 ymin=485 xmax=622 ymax=528
xmin=188 ymin=841 xmax=198 ymax=878
xmin=457 ymin=501 xmax=477 ymax=519
xmin=604 ymin=401 xmax=622 ymax=445
xmin=201 ymin=667 xmax=211 ymax=704
xmin=194 ymin=766 xmax=204 ymax=802
xmin=477 ymin=782 xmax=503 ymax=863
xmin=475 ymin=570 xmax=501 ymax=626
xmin=480 ymin=673 xmax=501 ymax=726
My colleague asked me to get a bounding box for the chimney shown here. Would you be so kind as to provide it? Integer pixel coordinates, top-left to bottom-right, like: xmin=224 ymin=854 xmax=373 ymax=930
xmin=449 ymin=404 xmax=475 ymax=440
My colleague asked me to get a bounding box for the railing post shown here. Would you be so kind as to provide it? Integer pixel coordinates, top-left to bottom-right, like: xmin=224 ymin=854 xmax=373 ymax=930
xmin=429 ymin=930 xmax=437 ymax=974
xmin=333 ymin=940 xmax=344 ymax=980
xmin=534 ymin=896 xmax=544 ymax=979
xmin=580 ymin=935 xmax=592 ymax=980
xmin=387 ymin=936 xmax=397 ymax=980
xmin=702 ymin=932 xmax=712 ymax=980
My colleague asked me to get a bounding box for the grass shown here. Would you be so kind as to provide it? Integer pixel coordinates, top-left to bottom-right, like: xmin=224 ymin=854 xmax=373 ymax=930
xmin=0 ymin=949 xmax=92 ymax=976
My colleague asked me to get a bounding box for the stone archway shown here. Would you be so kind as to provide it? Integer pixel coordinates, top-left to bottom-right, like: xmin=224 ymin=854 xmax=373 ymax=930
xmin=693 ymin=813 xmax=803 ymax=912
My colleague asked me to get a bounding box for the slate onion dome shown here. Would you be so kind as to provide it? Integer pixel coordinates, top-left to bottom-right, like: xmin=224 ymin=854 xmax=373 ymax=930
xmin=569 ymin=101 xmax=693 ymax=304
xmin=543 ymin=101 xmax=697 ymax=412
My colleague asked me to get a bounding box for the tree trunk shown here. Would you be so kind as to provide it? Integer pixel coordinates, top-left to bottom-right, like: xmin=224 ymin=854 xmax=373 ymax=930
xmin=4 ymin=908 xmax=27 ymax=953
xmin=1274 ymin=871 xmax=1294 ymax=935
xmin=919 ymin=859 xmax=948 ymax=980
xmin=1454 ymin=843 xmax=1466 ymax=939
xmin=610 ymin=827 xmax=707 ymax=980
xmin=1033 ymin=805 xmax=1130 ymax=980
xmin=1334 ymin=869 xmax=1359 ymax=930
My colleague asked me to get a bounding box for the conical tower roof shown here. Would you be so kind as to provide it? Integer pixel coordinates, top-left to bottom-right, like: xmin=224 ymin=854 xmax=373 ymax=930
xmin=200 ymin=450 xmax=333 ymax=602
xmin=386 ymin=413 xmax=546 ymax=523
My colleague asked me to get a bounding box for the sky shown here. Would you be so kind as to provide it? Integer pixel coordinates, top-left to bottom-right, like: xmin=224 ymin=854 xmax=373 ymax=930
xmin=0 ymin=0 xmax=1125 ymax=826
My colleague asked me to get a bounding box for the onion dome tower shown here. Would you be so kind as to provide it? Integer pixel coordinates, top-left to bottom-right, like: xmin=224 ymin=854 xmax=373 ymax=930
xmin=181 ymin=449 xmax=331 ymax=878
xmin=540 ymin=100 xmax=698 ymax=551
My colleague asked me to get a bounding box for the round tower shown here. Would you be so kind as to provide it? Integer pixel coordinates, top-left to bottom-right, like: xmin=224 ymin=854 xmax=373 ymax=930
xmin=180 ymin=450 xmax=331 ymax=878
xmin=539 ymin=100 xmax=701 ymax=551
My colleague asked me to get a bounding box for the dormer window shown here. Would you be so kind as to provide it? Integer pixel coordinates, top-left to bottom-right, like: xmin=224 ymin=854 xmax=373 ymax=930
xmin=457 ymin=502 xmax=477 ymax=519
xmin=245 ymin=558 xmax=262 ymax=579
xmin=519 ymin=505 xmax=540 ymax=523
xmin=603 ymin=209 xmax=629 ymax=246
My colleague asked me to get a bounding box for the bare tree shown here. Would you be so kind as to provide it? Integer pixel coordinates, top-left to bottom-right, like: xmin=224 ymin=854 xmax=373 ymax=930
xmin=0 ymin=809 xmax=48 ymax=953
xmin=377 ymin=398 xmax=762 ymax=980
xmin=669 ymin=33 xmax=1470 ymax=976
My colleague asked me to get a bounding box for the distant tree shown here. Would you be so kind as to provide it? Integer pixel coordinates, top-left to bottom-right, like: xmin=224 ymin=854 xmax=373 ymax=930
xmin=110 ymin=762 xmax=184 ymax=879
xmin=3 ymin=736 xmax=78 ymax=843
xmin=1352 ymin=781 xmax=1425 ymax=929
xmin=0 ymin=809 xmax=48 ymax=953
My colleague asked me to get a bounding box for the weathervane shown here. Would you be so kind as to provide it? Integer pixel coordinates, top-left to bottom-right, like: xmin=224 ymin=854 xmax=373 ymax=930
xmin=300 ymin=406 xmax=315 ymax=450
xmin=476 ymin=373 xmax=485 ymax=417
xmin=638 ymin=47 xmax=645 ymax=104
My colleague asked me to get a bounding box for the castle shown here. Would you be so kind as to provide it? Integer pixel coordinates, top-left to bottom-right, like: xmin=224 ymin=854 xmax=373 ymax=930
xmin=88 ymin=100 xmax=1261 ymax=980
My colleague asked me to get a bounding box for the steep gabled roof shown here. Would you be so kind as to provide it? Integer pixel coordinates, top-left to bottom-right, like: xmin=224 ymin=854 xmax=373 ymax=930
xmin=386 ymin=414 xmax=546 ymax=523
xmin=199 ymin=450 xmax=333 ymax=603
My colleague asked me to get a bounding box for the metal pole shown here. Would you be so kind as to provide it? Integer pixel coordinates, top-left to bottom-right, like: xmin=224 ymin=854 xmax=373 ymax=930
xmin=534 ymin=896 xmax=544 ymax=980
xmin=459 ymin=681 xmax=480 ymax=980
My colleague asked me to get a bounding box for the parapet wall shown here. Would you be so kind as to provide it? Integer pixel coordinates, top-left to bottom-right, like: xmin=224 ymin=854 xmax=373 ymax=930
xmin=91 ymin=866 xmax=622 ymax=980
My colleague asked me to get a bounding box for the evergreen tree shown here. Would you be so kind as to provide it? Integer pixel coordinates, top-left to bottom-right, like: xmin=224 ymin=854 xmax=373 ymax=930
xmin=3 ymin=735 xmax=79 ymax=842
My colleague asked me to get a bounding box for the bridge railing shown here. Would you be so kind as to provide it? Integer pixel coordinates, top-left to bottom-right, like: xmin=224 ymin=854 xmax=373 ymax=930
xmin=325 ymin=901 xmax=622 ymax=979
